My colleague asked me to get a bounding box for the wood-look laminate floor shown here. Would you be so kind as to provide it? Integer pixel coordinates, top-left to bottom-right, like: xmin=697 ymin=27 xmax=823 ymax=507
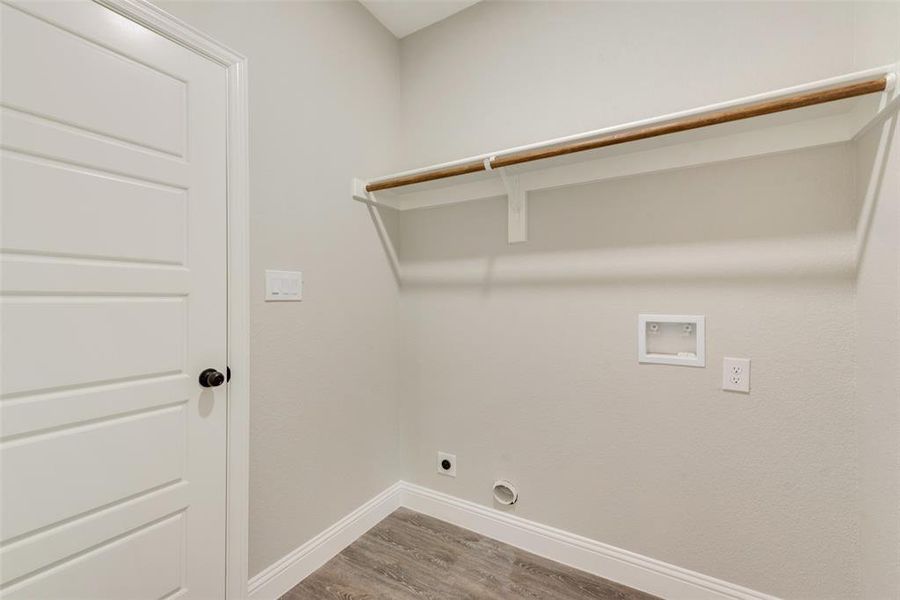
xmin=281 ymin=508 xmax=660 ymax=600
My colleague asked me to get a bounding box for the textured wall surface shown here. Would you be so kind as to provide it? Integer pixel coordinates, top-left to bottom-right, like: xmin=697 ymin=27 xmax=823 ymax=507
xmin=854 ymin=7 xmax=900 ymax=598
xmin=856 ymin=117 xmax=900 ymax=600
xmin=395 ymin=2 xmax=878 ymax=598
xmin=154 ymin=0 xmax=404 ymax=577
xmin=399 ymin=1 xmax=858 ymax=165
xmin=853 ymin=7 xmax=900 ymax=598
xmin=397 ymin=146 xmax=860 ymax=599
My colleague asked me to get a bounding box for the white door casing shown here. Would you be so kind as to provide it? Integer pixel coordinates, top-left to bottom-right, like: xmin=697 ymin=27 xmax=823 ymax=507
xmin=0 ymin=1 xmax=248 ymax=597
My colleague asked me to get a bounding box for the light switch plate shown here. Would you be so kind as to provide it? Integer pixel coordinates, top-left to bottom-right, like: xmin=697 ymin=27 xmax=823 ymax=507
xmin=265 ymin=270 xmax=302 ymax=301
xmin=722 ymin=357 xmax=750 ymax=393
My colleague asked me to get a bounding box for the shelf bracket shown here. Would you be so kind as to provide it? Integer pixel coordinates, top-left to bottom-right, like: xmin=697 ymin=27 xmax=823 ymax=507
xmin=489 ymin=160 xmax=527 ymax=244
xmin=352 ymin=178 xmax=376 ymax=206
xmin=351 ymin=178 xmax=403 ymax=210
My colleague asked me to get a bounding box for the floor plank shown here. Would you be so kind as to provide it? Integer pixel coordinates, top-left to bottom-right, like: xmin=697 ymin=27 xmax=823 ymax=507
xmin=281 ymin=508 xmax=660 ymax=600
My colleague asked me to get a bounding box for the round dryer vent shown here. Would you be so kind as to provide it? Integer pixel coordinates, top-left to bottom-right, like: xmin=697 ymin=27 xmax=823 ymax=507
xmin=492 ymin=480 xmax=518 ymax=506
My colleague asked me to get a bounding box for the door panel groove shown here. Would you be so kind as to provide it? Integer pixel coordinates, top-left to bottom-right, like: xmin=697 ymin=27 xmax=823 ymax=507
xmin=1 ymin=399 xmax=188 ymax=443
xmin=0 ymin=2 xmax=189 ymax=85
xmin=1 ymin=106 xmax=191 ymax=185
xmin=1 ymin=481 xmax=189 ymax=585
xmin=2 ymin=374 xmax=191 ymax=438
xmin=1 ymin=403 xmax=186 ymax=448
xmin=0 ymin=370 xmax=184 ymax=401
xmin=0 ymin=101 xmax=187 ymax=159
xmin=2 ymin=1 xmax=188 ymax=157
xmin=0 ymin=290 xmax=191 ymax=298
xmin=0 ymin=480 xmax=186 ymax=551
xmin=0 ymin=510 xmax=187 ymax=595
xmin=159 ymin=587 xmax=188 ymax=600
xmin=1 ymin=145 xmax=189 ymax=191
xmin=0 ymin=138 xmax=189 ymax=186
xmin=1 ymin=251 xmax=191 ymax=268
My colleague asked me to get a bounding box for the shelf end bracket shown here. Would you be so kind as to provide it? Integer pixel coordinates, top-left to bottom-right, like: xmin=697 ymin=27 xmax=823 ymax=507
xmin=352 ymin=177 xmax=376 ymax=205
xmin=352 ymin=178 xmax=403 ymax=210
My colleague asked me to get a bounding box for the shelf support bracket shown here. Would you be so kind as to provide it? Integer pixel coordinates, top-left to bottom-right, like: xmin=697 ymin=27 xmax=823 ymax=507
xmin=352 ymin=178 xmax=402 ymax=210
xmin=489 ymin=160 xmax=527 ymax=244
xmin=352 ymin=177 xmax=376 ymax=206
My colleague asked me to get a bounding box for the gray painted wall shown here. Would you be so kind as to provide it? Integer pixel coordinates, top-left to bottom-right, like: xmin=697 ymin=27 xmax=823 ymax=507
xmin=856 ymin=118 xmax=900 ymax=600
xmin=397 ymin=145 xmax=860 ymax=598
xmin=853 ymin=7 xmax=900 ymax=597
xmin=396 ymin=2 xmax=899 ymax=597
xmin=151 ymin=1 xmax=900 ymax=596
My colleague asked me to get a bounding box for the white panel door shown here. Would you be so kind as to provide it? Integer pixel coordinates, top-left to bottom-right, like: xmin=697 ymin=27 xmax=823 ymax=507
xmin=0 ymin=1 xmax=228 ymax=598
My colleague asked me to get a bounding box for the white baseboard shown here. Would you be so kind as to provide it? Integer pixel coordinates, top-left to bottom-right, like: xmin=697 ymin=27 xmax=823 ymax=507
xmin=247 ymin=482 xmax=403 ymax=600
xmin=248 ymin=480 xmax=779 ymax=600
xmin=399 ymin=482 xmax=779 ymax=600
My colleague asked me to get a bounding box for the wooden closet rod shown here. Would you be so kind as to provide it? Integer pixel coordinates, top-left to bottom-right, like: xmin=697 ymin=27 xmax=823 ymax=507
xmin=366 ymin=76 xmax=887 ymax=193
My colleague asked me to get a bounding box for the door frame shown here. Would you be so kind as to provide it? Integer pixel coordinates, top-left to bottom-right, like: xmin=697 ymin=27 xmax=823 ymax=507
xmin=92 ymin=1 xmax=251 ymax=597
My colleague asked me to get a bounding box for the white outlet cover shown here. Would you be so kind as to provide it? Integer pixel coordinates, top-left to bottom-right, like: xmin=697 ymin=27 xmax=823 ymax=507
xmin=722 ymin=357 xmax=751 ymax=393
xmin=437 ymin=452 xmax=456 ymax=477
xmin=265 ymin=270 xmax=302 ymax=302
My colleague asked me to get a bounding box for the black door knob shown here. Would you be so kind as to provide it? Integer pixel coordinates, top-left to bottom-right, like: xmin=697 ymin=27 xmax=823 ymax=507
xmin=199 ymin=368 xmax=226 ymax=388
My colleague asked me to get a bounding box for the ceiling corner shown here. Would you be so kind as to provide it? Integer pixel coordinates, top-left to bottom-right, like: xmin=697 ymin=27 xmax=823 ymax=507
xmin=360 ymin=0 xmax=481 ymax=39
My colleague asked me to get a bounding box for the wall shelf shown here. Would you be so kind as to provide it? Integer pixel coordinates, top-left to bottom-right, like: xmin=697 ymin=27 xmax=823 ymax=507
xmin=353 ymin=65 xmax=899 ymax=243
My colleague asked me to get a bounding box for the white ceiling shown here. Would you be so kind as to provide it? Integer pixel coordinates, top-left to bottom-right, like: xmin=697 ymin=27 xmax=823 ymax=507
xmin=360 ymin=0 xmax=480 ymax=39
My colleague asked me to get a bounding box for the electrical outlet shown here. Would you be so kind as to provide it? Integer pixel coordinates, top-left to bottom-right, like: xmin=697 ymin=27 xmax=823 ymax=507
xmin=437 ymin=452 xmax=456 ymax=477
xmin=722 ymin=357 xmax=750 ymax=393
